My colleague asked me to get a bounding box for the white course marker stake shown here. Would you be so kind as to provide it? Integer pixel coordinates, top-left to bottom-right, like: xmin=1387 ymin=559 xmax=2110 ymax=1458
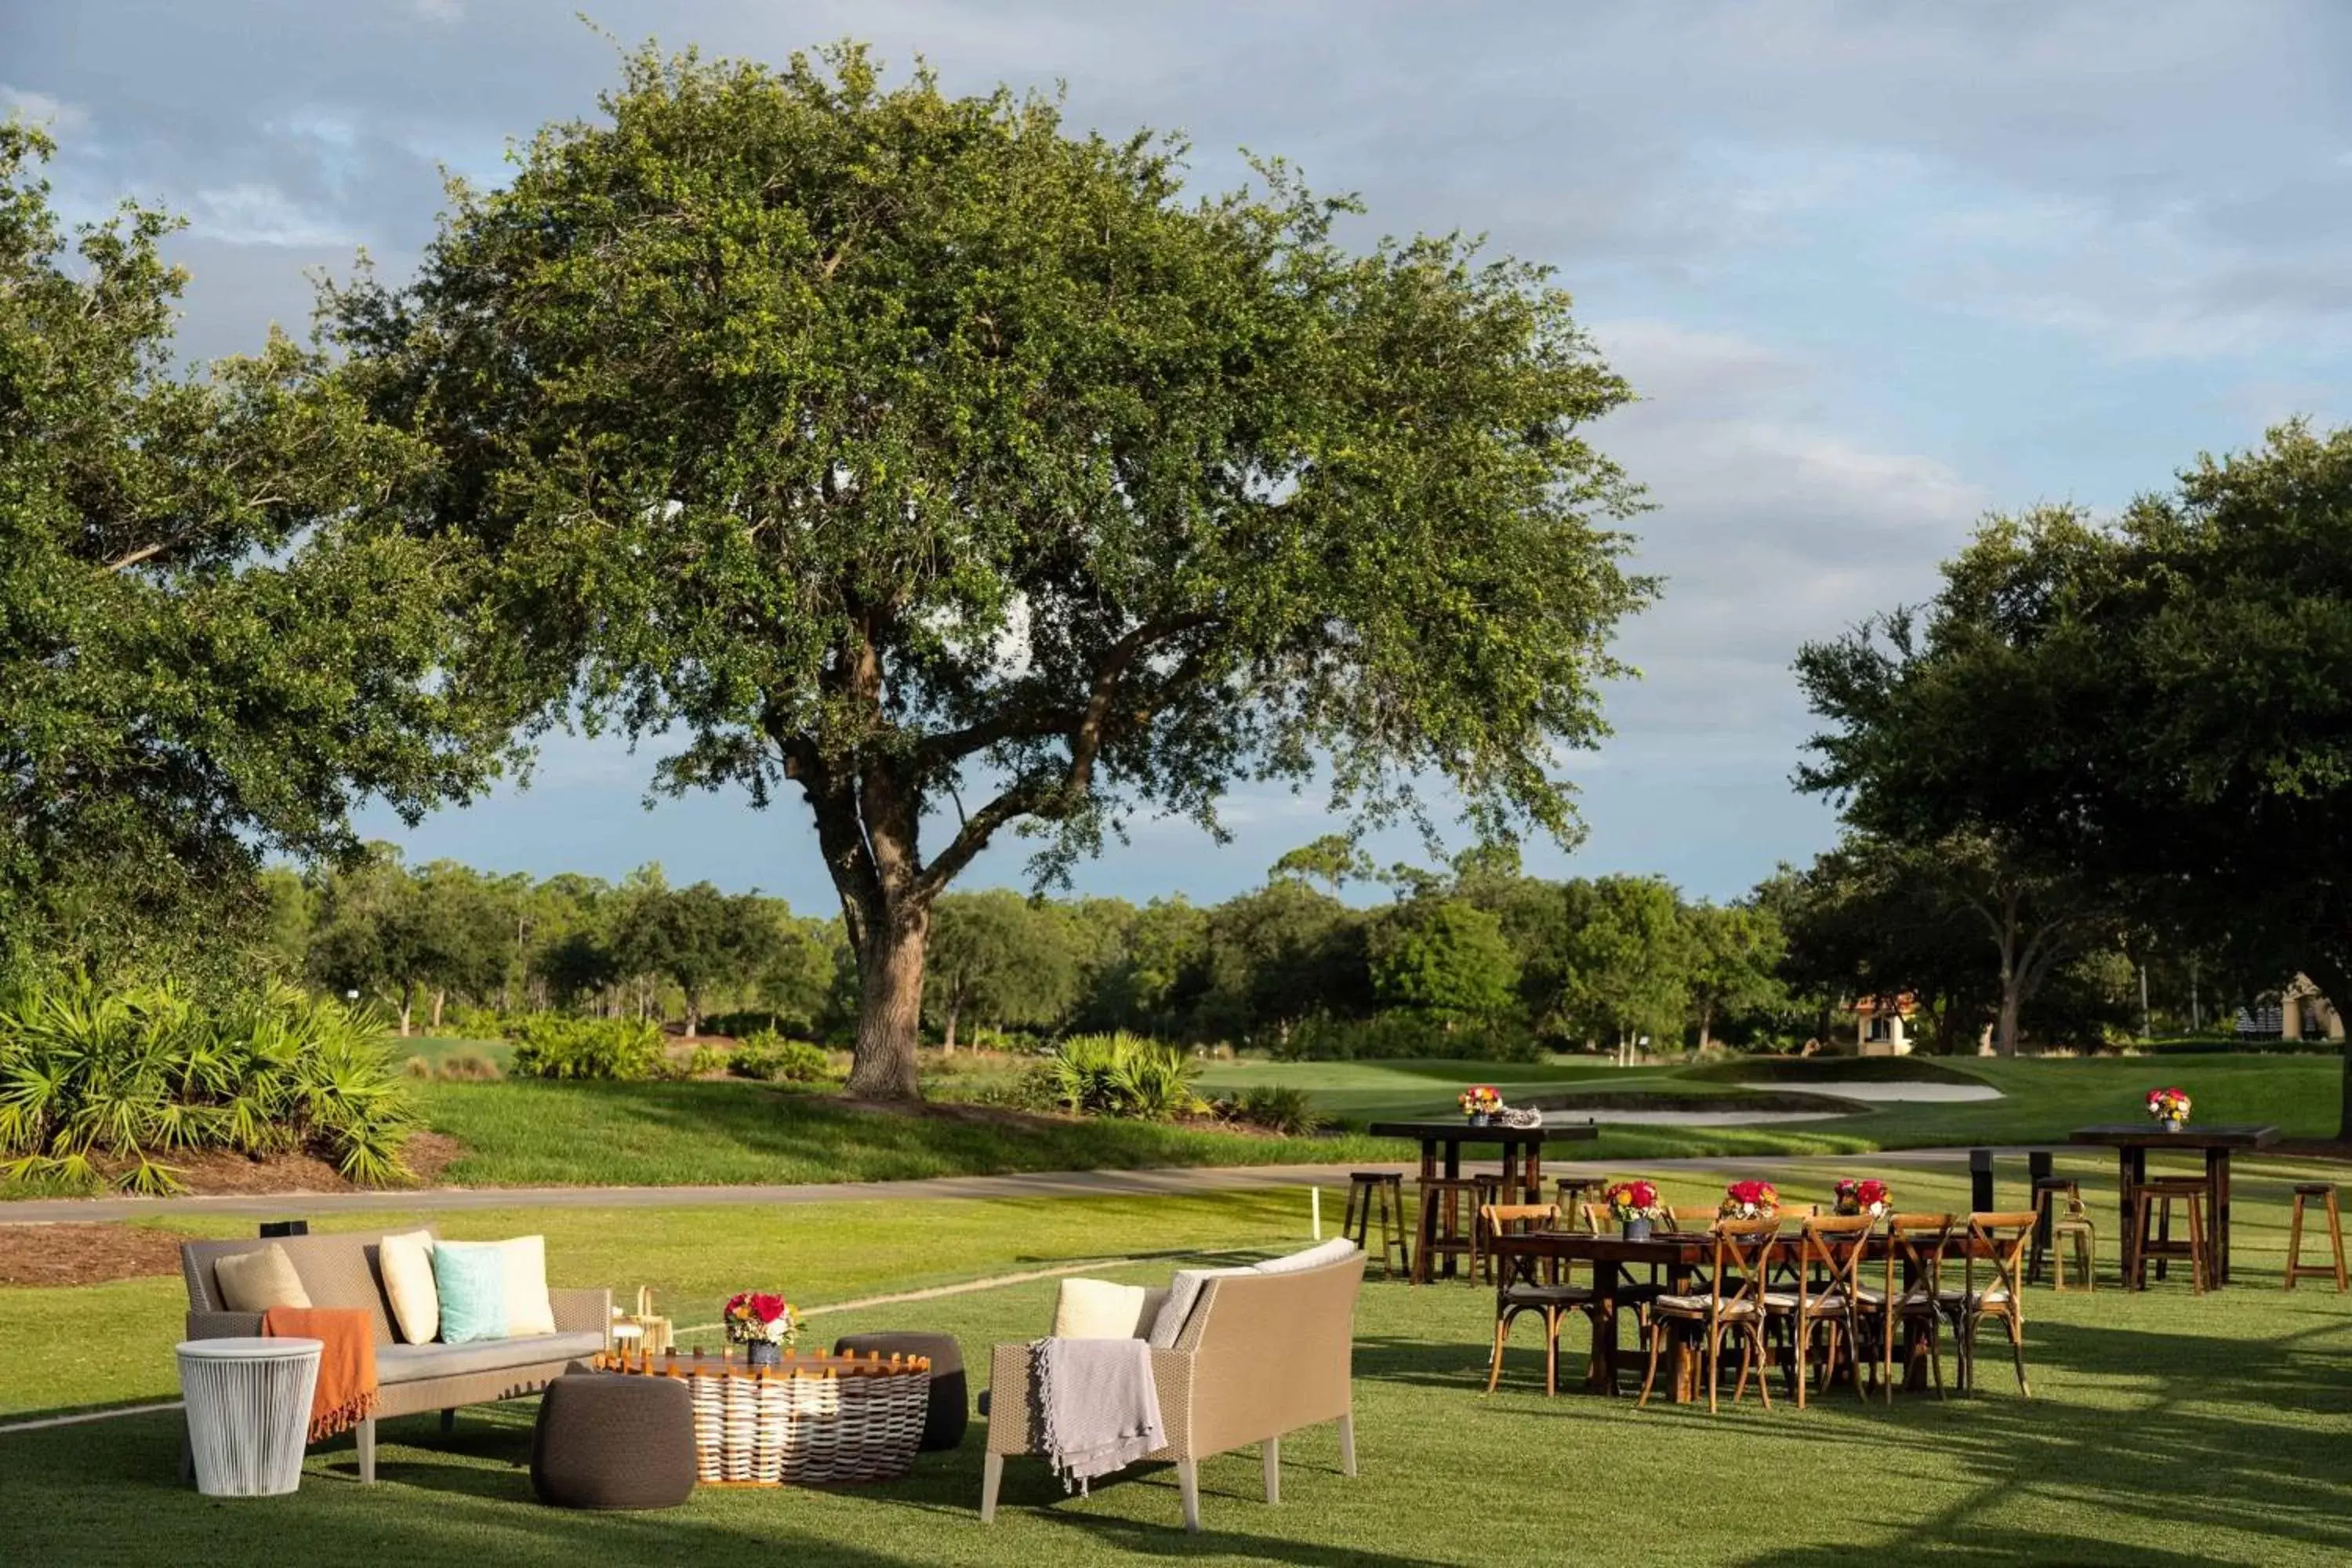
xmin=1311 ymin=1185 xmax=1323 ymax=1240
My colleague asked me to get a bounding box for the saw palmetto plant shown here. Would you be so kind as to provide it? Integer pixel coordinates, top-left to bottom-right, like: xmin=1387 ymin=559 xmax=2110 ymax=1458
xmin=0 ymin=977 xmax=417 ymax=1193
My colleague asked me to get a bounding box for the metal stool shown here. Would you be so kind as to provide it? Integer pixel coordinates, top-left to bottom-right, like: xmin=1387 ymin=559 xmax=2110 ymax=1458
xmin=1342 ymin=1171 xmax=1411 ymax=1279
xmin=2127 ymin=1178 xmax=2210 ymax=1293
xmin=2029 ymin=1178 xmax=2096 ymax=1291
xmin=1413 ymin=1177 xmax=1488 ymax=1284
xmin=2285 ymin=1182 xmax=2349 ymax=1293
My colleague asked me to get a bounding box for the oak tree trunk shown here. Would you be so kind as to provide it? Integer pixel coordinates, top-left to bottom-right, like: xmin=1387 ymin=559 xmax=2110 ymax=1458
xmin=845 ymin=912 xmax=928 ymax=1099
xmin=942 ymin=993 xmax=960 ymax=1054
xmin=430 ymin=988 xmax=445 ymax=1032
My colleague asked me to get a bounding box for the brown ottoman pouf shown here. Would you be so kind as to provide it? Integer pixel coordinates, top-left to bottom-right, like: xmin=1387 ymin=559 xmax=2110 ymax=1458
xmin=531 ymin=1371 xmax=695 ymax=1509
xmin=831 ymin=1331 xmax=967 ymax=1451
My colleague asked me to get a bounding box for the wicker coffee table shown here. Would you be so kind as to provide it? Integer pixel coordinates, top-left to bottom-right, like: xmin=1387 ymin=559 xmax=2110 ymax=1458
xmin=590 ymin=1348 xmax=930 ymax=1486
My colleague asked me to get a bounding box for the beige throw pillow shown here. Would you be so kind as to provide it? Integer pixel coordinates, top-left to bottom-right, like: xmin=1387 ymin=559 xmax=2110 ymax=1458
xmin=214 ymin=1244 xmax=312 ymax=1314
xmin=496 ymin=1235 xmax=557 ymax=1337
xmin=1051 ymin=1277 xmax=1151 ymax=1339
xmin=377 ymin=1229 xmax=439 ymax=1344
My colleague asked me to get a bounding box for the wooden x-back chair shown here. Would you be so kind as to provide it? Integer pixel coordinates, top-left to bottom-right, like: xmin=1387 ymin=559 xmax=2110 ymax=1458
xmin=1881 ymin=1211 xmax=1961 ymax=1401
xmin=1639 ymin=1218 xmax=1780 ymax=1415
xmin=1767 ymin=1214 xmax=1874 ymax=1408
xmin=1955 ymin=1212 xmax=2035 ymax=1397
xmin=1480 ymin=1203 xmax=1591 ymax=1396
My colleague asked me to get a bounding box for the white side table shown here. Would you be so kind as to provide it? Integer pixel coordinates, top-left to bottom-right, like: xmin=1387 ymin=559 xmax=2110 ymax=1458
xmin=176 ymin=1337 xmax=322 ymax=1497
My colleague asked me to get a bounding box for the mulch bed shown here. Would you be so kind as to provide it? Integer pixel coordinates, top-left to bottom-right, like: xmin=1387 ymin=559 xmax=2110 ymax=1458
xmin=0 ymin=1222 xmax=194 ymax=1287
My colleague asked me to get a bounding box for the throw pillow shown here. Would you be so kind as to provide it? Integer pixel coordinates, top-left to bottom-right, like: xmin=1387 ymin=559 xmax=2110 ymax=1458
xmin=1051 ymin=1278 xmax=1151 ymax=1339
xmin=1145 ymin=1265 xmax=1254 ymax=1350
xmin=494 ymin=1234 xmax=557 ymax=1337
xmin=377 ymin=1229 xmax=439 ymax=1344
xmin=214 ymin=1244 xmax=313 ymax=1314
xmin=1252 ymin=1237 xmax=1361 ymax=1276
xmin=431 ymin=1241 xmax=509 ymax=1345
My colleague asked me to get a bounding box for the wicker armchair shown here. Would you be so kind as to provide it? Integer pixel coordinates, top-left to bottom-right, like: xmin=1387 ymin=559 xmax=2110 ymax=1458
xmin=982 ymin=1251 xmax=1364 ymax=1532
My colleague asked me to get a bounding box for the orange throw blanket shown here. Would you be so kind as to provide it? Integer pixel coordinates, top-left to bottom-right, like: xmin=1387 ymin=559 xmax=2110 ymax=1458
xmin=262 ymin=1306 xmax=379 ymax=1441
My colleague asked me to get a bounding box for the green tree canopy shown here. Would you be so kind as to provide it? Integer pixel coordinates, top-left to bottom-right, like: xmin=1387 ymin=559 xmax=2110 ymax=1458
xmin=619 ymin=880 xmax=784 ymax=1036
xmin=325 ymin=43 xmax=1652 ymax=1096
xmin=1795 ymin=425 xmax=2352 ymax=1118
xmin=1368 ymin=898 xmax=1519 ymax=1021
xmin=924 ymin=888 xmax=1082 ymax=1048
xmin=0 ymin=123 xmax=507 ymax=977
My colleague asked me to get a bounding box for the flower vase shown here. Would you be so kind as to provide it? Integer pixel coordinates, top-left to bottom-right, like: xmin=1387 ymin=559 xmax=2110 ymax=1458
xmin=1468 ymin=1112 xmax=1492 ymax=1127
xmin=745 ymin=1341 xmax=782 ymax=1368
xmin=1622 ymin=1218 xmax=1653 ymax=1243
xmin=2161 ymin=1118 xmax=2184 ymax=1134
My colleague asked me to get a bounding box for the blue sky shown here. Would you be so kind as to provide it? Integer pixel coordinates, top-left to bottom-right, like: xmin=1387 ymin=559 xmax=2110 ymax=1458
xmin=9 ymin=2 xmax=2350 ymax=912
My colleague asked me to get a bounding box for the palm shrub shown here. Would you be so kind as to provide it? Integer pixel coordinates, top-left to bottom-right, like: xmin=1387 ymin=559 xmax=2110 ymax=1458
xmin=507 ymin=1015 xmax=669 ymax=1080
xmin=1221 ymin=1084 xmax=1320 ymax=1136
xmin=1049 ymin=1033 xmax=1203 ymax=1120
xmin=728 ymin=1031 xmax=837 ymax=1084
xmin=0 ymin=978 xmax=417 ymax=1193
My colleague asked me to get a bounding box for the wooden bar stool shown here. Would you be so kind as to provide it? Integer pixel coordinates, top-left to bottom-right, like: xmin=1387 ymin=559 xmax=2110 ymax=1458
xmin=2285 ymin=1182 xmax=2350 ymax=1293
xmin=1553 ymin=1176 xmax=1595 ymax=1218
xmin=1341 ymin=1171 xmax=1411 ymax=1279
xmin=2126 ymin=1178 xmax=2210 ymax=1293
xmin=2028 ymin=1178 xmax=2096 ymax=1291
xmin=1413 ymin=1177 xmax=1488 ymax=1284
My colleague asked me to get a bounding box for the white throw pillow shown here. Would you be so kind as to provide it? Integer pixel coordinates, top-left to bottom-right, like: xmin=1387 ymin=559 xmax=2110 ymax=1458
xmin=1146 ymin=1265 xmax=1254 ymax=1349
xmin=1051 ymin=1278 xmax=1152 ymax=1339
xmin=1252 ymin=1237 xmax=1361 ymax=1276
xmin=495 ymin=1235 xmax=557 ymax=1337
xmin=377 ymin=1229 xmax=440 ymax=1344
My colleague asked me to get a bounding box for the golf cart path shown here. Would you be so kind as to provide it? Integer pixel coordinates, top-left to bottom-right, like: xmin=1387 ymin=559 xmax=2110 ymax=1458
xmin=0 ymin=1148 xmax=2022 ymax=1225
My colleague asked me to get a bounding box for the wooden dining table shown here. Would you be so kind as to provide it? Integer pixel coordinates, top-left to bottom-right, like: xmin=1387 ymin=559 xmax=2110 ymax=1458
xmin=2067 ymin=1123 xmax=2277 ymax=1287
xmin=1487 ymin=1225 xmax=1994 ymax=1403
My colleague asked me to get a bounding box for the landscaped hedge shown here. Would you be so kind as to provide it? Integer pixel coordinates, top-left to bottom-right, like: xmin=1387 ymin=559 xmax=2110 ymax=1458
xmin=507 ymin=1015 xmax=670 ymax=1080
xmin=728 ymin=1030 xmax=837 ymax=1083
xmin=0 ymin=978 xmax=417 ymax=1192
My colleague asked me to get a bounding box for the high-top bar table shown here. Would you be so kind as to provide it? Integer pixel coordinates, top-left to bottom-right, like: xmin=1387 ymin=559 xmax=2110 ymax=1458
xmin=1366 ymin=1117 xmax=1599 ymax=1279
xmin=2068 ymin=1123 xmax=2277 ymax=1287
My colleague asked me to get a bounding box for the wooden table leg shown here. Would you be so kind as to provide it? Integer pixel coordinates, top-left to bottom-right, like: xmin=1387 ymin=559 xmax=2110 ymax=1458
xmin=1430 ymin=1147 xmax=1449 ymax=1279
xmin=1587 ymin=1265 xmax=1620 ymax=1395
xmin=2209 ymin=1148 xmax=2231 ymax=1288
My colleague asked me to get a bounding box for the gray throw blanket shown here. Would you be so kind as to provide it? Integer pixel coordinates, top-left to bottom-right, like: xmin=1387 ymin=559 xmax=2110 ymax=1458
xmin=1029 ymin=1336 xmax=1165 ymax=1494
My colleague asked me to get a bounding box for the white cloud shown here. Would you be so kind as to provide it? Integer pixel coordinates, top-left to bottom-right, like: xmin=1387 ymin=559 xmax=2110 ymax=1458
xmin=0 ymin=85 xmax=89 ymax=132
xmin=186 ymin=182 xmax=360 ymax=247
xmin=410 ymin=0 xmax=463 ymax=23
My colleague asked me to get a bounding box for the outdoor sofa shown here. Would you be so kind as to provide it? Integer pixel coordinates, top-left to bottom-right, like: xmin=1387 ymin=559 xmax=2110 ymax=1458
xmin=982 ymin=1247 xmax=1365 ymax=1531
xmin=180 ymin=1229 xmax=609 ymax=1483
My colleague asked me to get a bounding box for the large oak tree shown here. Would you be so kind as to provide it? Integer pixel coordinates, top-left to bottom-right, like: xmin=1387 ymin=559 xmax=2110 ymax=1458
xmin=328 ymin=45 xmax=1653 ymax=1096
xmin=0 ymin=122 xmax=507 ymax=976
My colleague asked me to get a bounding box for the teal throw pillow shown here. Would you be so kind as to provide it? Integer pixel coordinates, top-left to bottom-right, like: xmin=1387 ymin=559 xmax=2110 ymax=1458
xmin=431 ymin=1241 xmax=509 ymax=1344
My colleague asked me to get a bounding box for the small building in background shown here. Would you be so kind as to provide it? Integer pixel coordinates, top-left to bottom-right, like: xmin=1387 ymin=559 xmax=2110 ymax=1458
xmin=1853 ymin=993 xmax=1917 ymax=1057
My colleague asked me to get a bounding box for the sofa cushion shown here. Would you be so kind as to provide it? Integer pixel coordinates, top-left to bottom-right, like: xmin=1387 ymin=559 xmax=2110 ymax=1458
xmin=378 ymin=1330 xmax=608 ymax=1385
xmin=494 ymin=1235 xmax=557 ymax=1337
xmin=1146 ymin=1265 xmax=1254 ymax=1349
xmin=379 ymin=1229 xmax=439 ymax=1344
xmin=1051 ymin=1278 xmax=1151 ymax=1339
xmin=1252 ymin=1238 xmax=1360 ymax=1276
xmin=214 ymin=1244 xmax=312 ymax=1313
xmin=433 ymin=1242 xmax=509 ymax=1345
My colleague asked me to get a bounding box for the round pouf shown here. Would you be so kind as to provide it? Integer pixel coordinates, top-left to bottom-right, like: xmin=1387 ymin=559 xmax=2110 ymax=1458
xmin=531 ymin=1372 xmax=696 ymax=1510
xmin=831 ymin=1332 xmax=967 ymax=1452
xmin=176 ymin=1337 xmax=322 ymax=1498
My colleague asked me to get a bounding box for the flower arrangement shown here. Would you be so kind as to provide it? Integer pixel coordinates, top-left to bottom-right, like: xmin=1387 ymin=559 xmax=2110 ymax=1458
xmin=1606 ymin=1179 xmax=1664 ymax=1222
xmin=723 ymin=1290 xmax=800 ymax=1361
xmin=1458 ymin=1084 xmax=1504 ymax=1119
xmin=2147 ymin=1087 xmax=2192 ymax=1128
xmin=1834 ymin=1178 xmax=1893 ymax=1218
xmin=1719 ymin=1179 xmax=1779 ymax=1221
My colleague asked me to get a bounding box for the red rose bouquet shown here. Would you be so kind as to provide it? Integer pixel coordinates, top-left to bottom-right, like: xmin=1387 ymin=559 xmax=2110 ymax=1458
xmin=1719 ymin=1179 xmax=1779 ymax=1221
xmin=1834 ymin=1178 xmax=1892 ymax=1218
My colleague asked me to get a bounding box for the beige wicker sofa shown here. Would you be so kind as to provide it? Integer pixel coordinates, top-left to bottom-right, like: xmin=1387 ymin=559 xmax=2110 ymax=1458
xmin=982 ymin=1249 xmax=1365 ymax=1531
xmin=180 ymin=1229 xmax=609 ymax=1483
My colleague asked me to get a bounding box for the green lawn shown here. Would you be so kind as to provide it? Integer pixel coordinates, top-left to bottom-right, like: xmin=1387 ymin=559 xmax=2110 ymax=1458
xmin=5 ymin=1157 xmax=2352 ymax=1565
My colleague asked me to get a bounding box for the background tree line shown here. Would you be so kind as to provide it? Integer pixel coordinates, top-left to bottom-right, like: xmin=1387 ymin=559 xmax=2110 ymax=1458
xmin=251 ymin=833 xmax=2206 ymax=1061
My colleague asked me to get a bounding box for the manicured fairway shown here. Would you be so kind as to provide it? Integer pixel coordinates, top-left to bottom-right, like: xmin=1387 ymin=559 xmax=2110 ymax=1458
xmin=5 ymin=1157 xmax=2350 ymax=1566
